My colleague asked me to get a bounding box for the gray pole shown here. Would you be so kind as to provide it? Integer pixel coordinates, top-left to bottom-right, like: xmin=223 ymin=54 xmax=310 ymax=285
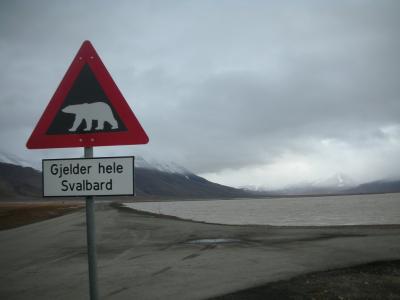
xmin=85 ymin=147 xmax=99 ymax=300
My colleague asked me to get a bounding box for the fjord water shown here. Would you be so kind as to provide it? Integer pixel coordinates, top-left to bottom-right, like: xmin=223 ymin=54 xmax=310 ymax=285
xmin=126 ymin=193 xmax=400 ymax=226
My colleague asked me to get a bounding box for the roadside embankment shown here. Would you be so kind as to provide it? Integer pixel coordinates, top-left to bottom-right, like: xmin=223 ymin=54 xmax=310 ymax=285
xmin=0 ymin=201 xmax=84 ymax=230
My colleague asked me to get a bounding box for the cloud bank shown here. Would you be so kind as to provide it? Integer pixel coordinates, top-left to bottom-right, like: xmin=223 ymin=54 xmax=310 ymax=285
xmin=0 ymin=1 xmax=399 ymax=188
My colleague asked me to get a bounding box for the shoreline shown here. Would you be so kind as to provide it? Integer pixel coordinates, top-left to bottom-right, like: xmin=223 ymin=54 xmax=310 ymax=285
xmin=1 ymin=200 xmax=399 ymax=230
xmin=118 ymin=202 xmax=400 ymax=229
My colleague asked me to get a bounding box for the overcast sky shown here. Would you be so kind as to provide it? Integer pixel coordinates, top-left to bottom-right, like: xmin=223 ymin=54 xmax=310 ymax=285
xmin=1 ymin=0 xmax=399 ymax=189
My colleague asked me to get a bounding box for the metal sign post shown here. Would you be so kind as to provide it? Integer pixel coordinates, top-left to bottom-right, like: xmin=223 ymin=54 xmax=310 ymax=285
xmin=84 ymin=147 xmax=99 ymax=300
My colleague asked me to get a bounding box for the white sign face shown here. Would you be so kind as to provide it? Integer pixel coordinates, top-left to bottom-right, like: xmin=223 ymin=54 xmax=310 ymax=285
xmin=42 ymin=156 xmax=134 ymax=197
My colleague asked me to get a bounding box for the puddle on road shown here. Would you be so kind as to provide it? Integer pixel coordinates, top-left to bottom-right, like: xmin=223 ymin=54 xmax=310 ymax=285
xmin=187 ymin=238 xmax=242 ymax=245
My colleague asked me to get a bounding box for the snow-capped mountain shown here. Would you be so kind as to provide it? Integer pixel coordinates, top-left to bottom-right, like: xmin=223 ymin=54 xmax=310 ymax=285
xmin=2 ymin=153 xmax=400 ymax=199
xmin=272 ymin=173 xmax=357 ymax=195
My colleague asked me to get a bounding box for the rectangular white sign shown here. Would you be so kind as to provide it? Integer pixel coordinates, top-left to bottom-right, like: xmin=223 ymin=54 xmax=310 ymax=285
xmin=42 ymin=156 xmax=134 ymax=197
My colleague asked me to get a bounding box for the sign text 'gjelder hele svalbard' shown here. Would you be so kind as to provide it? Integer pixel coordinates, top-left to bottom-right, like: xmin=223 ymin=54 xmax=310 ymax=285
xmin=42 ymin=156 xmax=134 ymax=197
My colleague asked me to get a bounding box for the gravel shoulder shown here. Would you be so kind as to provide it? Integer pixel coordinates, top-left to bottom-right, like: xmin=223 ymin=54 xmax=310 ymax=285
xmin=211 ymin=260 xmax=400 ymax=300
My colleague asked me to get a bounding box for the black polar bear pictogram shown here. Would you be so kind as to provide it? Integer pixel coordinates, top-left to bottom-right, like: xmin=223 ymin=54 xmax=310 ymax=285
xmin=61 ymin=102 xmax=118 ymax=132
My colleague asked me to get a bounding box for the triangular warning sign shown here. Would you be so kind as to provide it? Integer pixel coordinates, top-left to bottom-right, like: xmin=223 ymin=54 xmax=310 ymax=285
xmin=26 ymin=40 xmax=149 ymax=149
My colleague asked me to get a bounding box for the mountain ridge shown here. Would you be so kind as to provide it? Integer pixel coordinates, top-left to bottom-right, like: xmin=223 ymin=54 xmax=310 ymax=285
xmin=0 ymin=161 xmax=255 ymax=201
xmin=345 ymin=180 xmax=400 ymax=195
xmin=1 ymin=158 xmax=399 ymax=200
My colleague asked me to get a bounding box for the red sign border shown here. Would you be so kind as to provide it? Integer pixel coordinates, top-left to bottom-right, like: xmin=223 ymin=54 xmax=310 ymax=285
xmin=26 ymin=40 xmax=149 ymax=149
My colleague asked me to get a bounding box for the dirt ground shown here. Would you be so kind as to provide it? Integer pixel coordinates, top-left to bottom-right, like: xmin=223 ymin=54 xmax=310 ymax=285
xmin=211 ymin=260 xmax=400 ymax=300
xmin=0 ymin=202 xmax=84 ymax=230
xmin=1 ymin=202 xmax=399 ymax=299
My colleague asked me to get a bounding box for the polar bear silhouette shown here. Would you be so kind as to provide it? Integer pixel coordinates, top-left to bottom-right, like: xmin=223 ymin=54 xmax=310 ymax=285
xmin=62 ymin=102 xmax=118 ymax=132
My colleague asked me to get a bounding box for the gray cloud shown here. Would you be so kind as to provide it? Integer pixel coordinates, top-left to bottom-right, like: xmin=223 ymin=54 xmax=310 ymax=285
xmin=1 ymin=0 xmax=399 ymax=187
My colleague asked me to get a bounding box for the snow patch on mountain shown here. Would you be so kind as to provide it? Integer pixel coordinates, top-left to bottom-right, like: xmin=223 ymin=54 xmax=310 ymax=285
xmin=135 ymin=156 xmax=191 ymax=175
xmin=267 ymin=173 xmax=358 ymax=195
xmin=0 ymin=151 xmax=191 ymax=175
xmin=0 ymin=150 xmax=38 ymax=170
xmin=311 ymin=173 xmax=356 ymax=189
